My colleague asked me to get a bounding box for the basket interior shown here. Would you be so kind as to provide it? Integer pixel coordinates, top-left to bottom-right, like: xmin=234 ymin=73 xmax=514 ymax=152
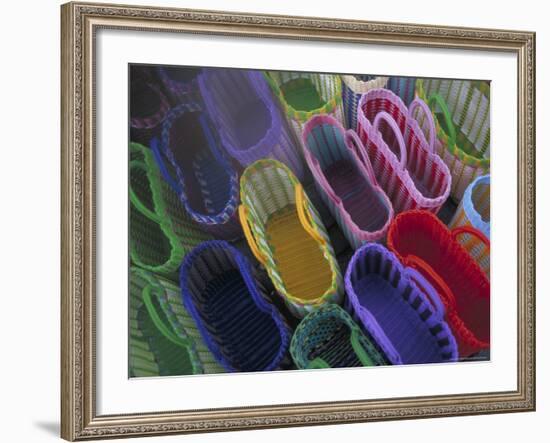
xmin=305 ymin=122 xmax=390 ymax=232
xmin=185 ymin=245 xmax=284 ymax=372
xmin=168 ymin=112 xmax=232 ymax=216
xmin=348 ymin=247 xmax=453 ymax=364
xmin=202 ymin=69 xmax=273 ymax=151
xmin=269 ymin=72 xmax=336 ymax=113
xmin=390 ymin=213 xmax=490 ymax=343
xmin=130 ymin=79 xmax=162 ymax=120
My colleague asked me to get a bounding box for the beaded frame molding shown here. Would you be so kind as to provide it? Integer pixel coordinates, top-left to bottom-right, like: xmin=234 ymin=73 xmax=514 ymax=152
xmin=61 ymin=2 xmax=536 ymax=440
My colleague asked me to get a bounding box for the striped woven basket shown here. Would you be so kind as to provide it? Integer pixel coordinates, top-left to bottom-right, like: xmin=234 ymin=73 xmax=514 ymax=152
xmin=129 ymin=267 xmax=224 ymax=377
xmin=387 ymin=76 xmax=417 ymax=106
xmin=302 ymin=114 xmax=393 ymax=248
xmin=356 ymin=89 xmax=451 ymax=214
xmin=345 ymin=243 xmax=458 ymax=365
xmin=239 ymin=159 xmax=343 ymax=318
xmin=157 ymin=66 xmax=203 ymax=107
xmin=154 ymin=104 xmax=242 ymax=239
xmin=264 ymin=71 xmax=344 ymax=149
xmin=199 ymin=68 xmax=304 ymax=179
xmin=290 ymin=304 xmax=387 ymax=369
xmin=129 ymin=143 xmax=212 ymax=278
xmin=387 ymin=210 xmax=490 ymax=358
xmin=341 ymin=75 xmax=388 ymax=130
xmin=180 ymin=241 xmax=292 ymax=372
xmin=449 ymin=174 xmax=490 ymax=276
xmin=129 ymin=71 xmax=171 ymax=147
xmin=415 ymin=79 xmax=490 ymax=202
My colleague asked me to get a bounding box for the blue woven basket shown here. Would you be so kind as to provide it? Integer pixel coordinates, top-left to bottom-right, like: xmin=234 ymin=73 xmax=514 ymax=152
xmin=180 ymin=241 xmax=291 ymax=372
xmin=153 ymin=104 xmax=241 ymax=239
xmin=387 ymin=76 xmax=417 ymax=106
xmin=341 ymin=75 xmax=388 ymax=130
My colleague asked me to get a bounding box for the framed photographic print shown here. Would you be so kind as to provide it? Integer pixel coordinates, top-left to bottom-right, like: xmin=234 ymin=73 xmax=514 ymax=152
xmin=61 ymin=1 xmax=536 ymax=441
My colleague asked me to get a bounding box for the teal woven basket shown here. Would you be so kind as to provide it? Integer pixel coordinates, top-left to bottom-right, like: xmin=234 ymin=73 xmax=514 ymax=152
xmin=290 ymin=304 xmax=386 ymax=369
xmin=129 ymin=267 xmax=224 ymax=377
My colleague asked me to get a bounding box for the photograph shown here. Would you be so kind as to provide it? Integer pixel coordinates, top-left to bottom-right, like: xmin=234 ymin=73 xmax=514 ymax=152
xmin=128 ymin=65 xmax=491 ymax=376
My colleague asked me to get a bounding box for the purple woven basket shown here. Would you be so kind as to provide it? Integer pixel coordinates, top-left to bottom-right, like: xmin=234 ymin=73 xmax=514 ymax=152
xmin=158 ymin=66 xmax=203 ymax=107
xmin=198 ymin=68 xmax=305 ymax=179
xmin=345 ymin=243 xmax=458 ymax=365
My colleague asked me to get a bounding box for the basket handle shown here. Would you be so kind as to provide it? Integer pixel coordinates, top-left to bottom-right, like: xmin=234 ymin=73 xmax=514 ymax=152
xmin=372 ymin=111 xmax=408 ymax=168
xmin=408 ymin=98 xmax=436 ymax=152
xmin=428 ymin=94 xmax=457 ymax=149
xmin=238 ymin=205 xmax=267 ymax=267
xmin=142 ymin=285 xmax=191 ymax=348
xmin=404 ymin=267 xmax=445 ymax=320
xmin=345 ymin=129 xmax=378 ymax=186
xmin=403 ymin=254 xmax=457 ymax=312
xmin=307 ymin=153 xmax=341 ymax=204
xmin=295 ymin=184 xmax=326 ymax=246
xmin=350 ymin=329 xmax=376 ymax=366
xmin=150 ymin=137 xmax=181 ymax=194
xmin=451 ymin=225 xmax=490 ymax=250
xmin=129 ymin=160 xmax=163 ymax=224
xmin=307 ymin=357 xmax=330 ymax=369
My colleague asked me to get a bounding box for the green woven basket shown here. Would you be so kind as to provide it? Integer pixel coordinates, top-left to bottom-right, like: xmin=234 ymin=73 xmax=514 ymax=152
xmin=416 ymin=79 xmax=490 ymax=201
xmin=129 ymin=143 xmax=212 ymax=279
xmin=290 ymin=304 xmax=386 ymax=369
xmin=129 ymin=267 xmax=224 ymax=377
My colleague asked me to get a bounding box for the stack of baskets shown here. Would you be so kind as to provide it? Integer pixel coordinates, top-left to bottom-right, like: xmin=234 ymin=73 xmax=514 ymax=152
xmin=128 ymin=65 xmax=492 ymax=377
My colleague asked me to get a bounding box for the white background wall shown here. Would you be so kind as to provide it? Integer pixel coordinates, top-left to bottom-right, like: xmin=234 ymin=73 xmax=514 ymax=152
xmin=0 ymin=0 xmax=546 ymax=441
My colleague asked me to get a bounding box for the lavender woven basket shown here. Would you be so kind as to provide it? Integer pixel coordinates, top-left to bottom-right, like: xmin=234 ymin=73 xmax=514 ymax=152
xmin=302 ymin=114 xmax=393 ymax=249
xmin=153 ymin=104 xmax=241 ymax=240
xmin=345 ymin=243 xmax=458 ymax=365
xmin=199 ymin=68 xmax=304 ymax=179
xmin=180 ymin=241 xmax=291 ymax=372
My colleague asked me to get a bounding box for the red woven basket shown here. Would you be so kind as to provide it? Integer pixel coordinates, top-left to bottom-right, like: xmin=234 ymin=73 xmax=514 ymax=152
xmin=387 ymin=210 xmax=490 ymax=358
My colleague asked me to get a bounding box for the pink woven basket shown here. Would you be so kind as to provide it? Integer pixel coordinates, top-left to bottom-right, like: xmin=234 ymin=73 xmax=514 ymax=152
xmin=356 ymin=89 xmax=451 ymax=214
xmin=302 ymin=114 xmax=393 ymax=249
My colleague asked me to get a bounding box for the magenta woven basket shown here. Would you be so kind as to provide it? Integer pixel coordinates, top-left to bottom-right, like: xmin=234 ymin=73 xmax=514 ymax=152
xmin=356 ymin=89 xmax=451 ymax=214
xmin=302 ymin=114 xmax=393 ymax=249
xmin=199 ymin=68 xmax=305 ymax=179
xmin=345 ymin=243 xmax=458 ymax=365
xmin=158 ymin=66 xmax=203 ymax=107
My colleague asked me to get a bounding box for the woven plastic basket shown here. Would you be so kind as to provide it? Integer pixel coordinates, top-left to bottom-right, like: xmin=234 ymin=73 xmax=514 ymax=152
xmin=449 ymin=175 xmax=490 ymax=276
xmin=180 ymin=241 xmax=291 ymax=372
xmin=341 ymin=75 xmax=388 ymax=130
xmin=154 ymin=104 xmax=241 ymax=239
xmin=239 ymin=159 xmax=343 ymax=318
xmin=129 ymin=267 xmax=224 ymax=376
xmin=199 ymin=68 xmax=304 ymax=179
xmin=387 ymin=76 xmax=417 ymax=106
xmin=415 ymin=79 xmax=490 ymax=202
xmin=264 ymin=71 xmax=344 ymax=148
xmin=158 ymin=66 xmax=203 ymax=107
xmin=387 ymin=210 xmax=490 ymax=358
xmin=302 ymin=114 xmax=393 ymax=248
xmin=290 ymin=304 xmax=387 ymax=369
xmin=356 ymin=89 xmax=451 ymax=214
xmin=129 ymin=143 xmax=212 ymax=278
xmin=130 ymin=69 xmax=171 ymax=147
xmin=345 ymin=243 xmax=458 ymax=365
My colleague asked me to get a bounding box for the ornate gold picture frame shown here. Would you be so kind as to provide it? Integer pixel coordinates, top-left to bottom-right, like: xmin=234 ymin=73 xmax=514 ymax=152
xmin=61 ymin=2 xmax=535 ymax=440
